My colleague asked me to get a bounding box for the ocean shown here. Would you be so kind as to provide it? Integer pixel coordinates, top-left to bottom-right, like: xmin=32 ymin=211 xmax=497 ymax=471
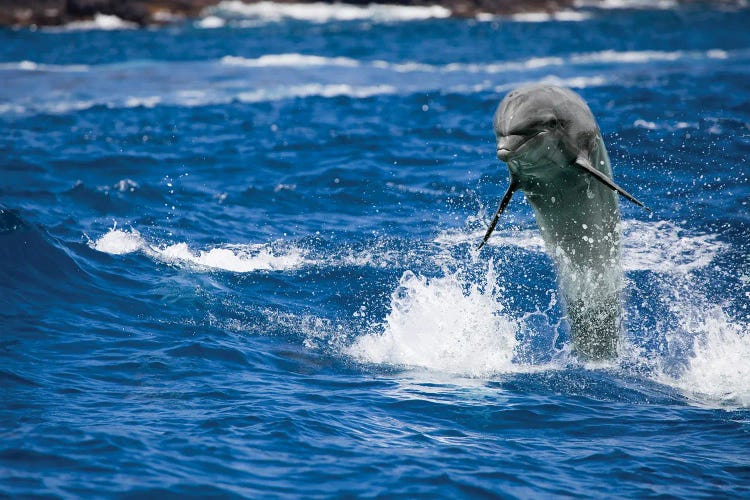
xmin=1 ymin=2 xmax=749 ymax=497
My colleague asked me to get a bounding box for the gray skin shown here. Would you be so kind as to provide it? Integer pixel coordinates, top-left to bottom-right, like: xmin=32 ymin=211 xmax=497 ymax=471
xmin=480 ymin=84 xmax=648 ymax=360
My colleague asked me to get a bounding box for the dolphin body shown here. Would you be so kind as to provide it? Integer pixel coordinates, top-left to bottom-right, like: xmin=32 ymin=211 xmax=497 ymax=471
xmin=479 ymin=85 xmax=648 ymax=360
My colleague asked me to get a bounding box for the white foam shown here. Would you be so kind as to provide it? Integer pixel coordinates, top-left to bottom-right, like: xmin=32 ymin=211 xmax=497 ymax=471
xmin=348 ymin=267 xmax=520 ymax=377
xmin=45 ymin=99 xmax=98 ymax=114
xmin=633 ymin=119 xmax=700 ymax=131
xmin=54 ymin=13 xmax=137 ymax=31
xmin=571 ymin=49 xmax=683 ymax=64
xmin=621 ymin=220 xmax=727 ymax=273
xmin=217 ymin=48 xmax=723 ymax=75
xmin=236 ymin=83 xmax=396 ymax=102
xmin=437 ymin=220 xmax=724 ymax=275
xmin=93 ymin=228 xmax=145 ymax=255
xmin=707 ymin=49 xmax=729 ymax=60
xmin=659 ymin=312 xmax=750 ymax=408
xmin=156 ymin=242 xmax=306 ymax=272
xmin=0 ymin=60 xmax=89 ymax=72
xmin=0 ymin=83 xmax=398 ymax=116
xmin=492 ymin=75 xmax=608 ymax=92
xmin=221 ymin=53 xmax=360 ymax=68
xmin=0 ymin=103 xmax=26 ymax=114
xmin=195 ymin=15 xmax=227 ymax=28
xmin=123 ymin=96 xmax=162 ymax=108
xmin=510 ymin=10 xmax=592 ymax=22
xmin=574 ymin=0 xmax=678 ymax=9
xmin=209 ymin=1 xmax=451 ymax=22
xmin=633 ymin=119 xmax=658 ymax=130
xmin=91 ymin=227 xmax=307 ymax=272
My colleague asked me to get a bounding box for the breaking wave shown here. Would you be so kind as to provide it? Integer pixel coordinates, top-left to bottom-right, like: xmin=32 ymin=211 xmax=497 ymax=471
xmin=206 ymin=1 xmax=451 ymax=23
xmin=45 ymin=13 xmax=137 ymax=31
xmin=92 ymin=227 xmax=308 ymax=272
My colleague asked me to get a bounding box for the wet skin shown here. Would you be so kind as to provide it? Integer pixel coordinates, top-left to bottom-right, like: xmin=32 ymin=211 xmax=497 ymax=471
xmin=480 ymin=85 xmax=648 ymax=360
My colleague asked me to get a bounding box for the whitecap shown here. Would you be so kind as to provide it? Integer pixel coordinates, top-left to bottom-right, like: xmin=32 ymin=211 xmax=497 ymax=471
xmin=123 ymin=96 xmax=162 ymax=108
xmin=195 ymin=15 xmax=227 ymax=29
xmin=574 ymin=0 xmax=678 ymax=9
xmin=220 ymin=53 xmax=360 ymax=68
xmin=236 ymin=83 xmax=396 ymax=102
xmin=91 ymin=227 xmax=307 ymax=272
xmin=0 ymin=60 xmax=89 ymax=72
xmin=571 ymin=49 xmax=683 ymax=64
xmin=92 ymin=227 xmax=145 ymax=255
xmin=510 ymin=10 xmax=592 ymax=22
xmin=208 ymin=1 xmax=451 ymax=23
xmin=51 ymin=13 xmax=137 ymax=31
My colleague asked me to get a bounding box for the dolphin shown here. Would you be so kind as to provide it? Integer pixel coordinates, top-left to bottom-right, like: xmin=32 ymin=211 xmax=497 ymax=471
xmin=479 ymin=84 xmax=649 ymax=360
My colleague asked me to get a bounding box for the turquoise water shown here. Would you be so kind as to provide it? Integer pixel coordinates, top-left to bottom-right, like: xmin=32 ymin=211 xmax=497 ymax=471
xmin=1 ymin=3 xmax=749 ymax=497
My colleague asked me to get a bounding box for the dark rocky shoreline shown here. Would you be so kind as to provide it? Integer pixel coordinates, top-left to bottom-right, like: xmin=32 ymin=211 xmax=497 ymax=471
xmin=0 ymin=0 xmax=743 ymax=27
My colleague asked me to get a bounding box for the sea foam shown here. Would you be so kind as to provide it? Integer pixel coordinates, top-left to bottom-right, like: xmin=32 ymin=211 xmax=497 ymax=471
xmin=49 ymin=13 xmax=137 ymax=31
xmin=207 ymin=1 xmax=451 ymax=23
xmin=92 ymin=227 xmax=307 ymax=272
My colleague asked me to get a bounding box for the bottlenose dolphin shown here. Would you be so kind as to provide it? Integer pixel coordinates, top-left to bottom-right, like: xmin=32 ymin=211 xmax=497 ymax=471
xmin=479 ymin=84 xmax=649 ymax=360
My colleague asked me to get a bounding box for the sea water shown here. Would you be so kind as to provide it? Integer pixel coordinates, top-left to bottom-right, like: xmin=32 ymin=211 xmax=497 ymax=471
xmin=1 ymin=2 xmax=749 ymax=496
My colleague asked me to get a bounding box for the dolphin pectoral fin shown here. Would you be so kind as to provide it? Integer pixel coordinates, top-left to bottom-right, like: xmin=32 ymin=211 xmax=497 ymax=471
xmin=574 ymin=155 xmax=651 ymax=212
xmin=478 ymin=179 xmax=518 ymax=250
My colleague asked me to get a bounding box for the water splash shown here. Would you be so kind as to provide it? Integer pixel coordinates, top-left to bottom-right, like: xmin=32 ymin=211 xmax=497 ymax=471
xmin=348 ymin=265 xmax=520 ymax=377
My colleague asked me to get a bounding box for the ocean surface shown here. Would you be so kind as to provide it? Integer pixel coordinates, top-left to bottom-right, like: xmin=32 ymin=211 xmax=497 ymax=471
xmin=1 ymin=1 xmax=749 ymax=497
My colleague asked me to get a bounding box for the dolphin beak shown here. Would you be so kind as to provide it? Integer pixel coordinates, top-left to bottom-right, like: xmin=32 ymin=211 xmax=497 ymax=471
xmin=478 ymin=178 xmax=519 ymax=250
xmin=574 ymin=155 xmax=651 ymax=211
xmin=496 ymin=134 xmax=530 ymax=161
xmin=496 ymin=148 xmax=512 ymax=161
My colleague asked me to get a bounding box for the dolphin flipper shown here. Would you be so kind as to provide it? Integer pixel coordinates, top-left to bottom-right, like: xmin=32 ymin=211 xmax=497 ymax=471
xmin=478 ymin=178 xmax=518 ymax=250
xmin=574 ymin=155 xmax=650 ymax=211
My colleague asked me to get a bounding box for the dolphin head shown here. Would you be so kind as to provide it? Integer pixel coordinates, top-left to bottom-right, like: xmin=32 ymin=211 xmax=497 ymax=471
xmin=493 ymin=84 xmax=598 ymax=172
xmin=478 ymin=84 xmax=649 ymax=251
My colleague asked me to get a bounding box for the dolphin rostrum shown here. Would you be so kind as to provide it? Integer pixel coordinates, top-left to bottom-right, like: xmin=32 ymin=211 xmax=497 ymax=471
xmin=479 ymin=84 xmax=649 ymax=360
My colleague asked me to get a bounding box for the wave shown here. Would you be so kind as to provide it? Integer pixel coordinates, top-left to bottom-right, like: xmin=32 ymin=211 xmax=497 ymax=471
xmin=218 ymin=47 xmax=736 ymax=73
xmin=236 ymin=83 xmax=396 ymax=101
xmin=221 ymin=54 xmax=359 ymax=68
xmin=346 ymin=264 xmax=749 ymax=408
xmin=506 ymin=10 xmax=593 ymax=22
xmin=574 ymin=0 xmax=679 ymax=9
xmin=0 ymin=84 xmax=396 ymax=115
xmin=0 ymin=61 xmax=89 ymax=72
xmin=195 ymin=15 xmax=227 ymax=29
xmin=0 ymin=74 xmax=605 ymax=116
xmin=92 ymin=226 xmax=308 ymax=272
xmin=348 ymin=221 xmax=745 ymax=407
xmin=0 ymin=206 xmax=85 ymax=286
xmin=93 ymin=219 xmax=724 ymax=278
xmin=44 ymin=13 xmax=137 ymax=32
xmin=206 ymin=1 xmax=451 ymax=23
xmin=89 ymin=218 xmax=747 ymax=406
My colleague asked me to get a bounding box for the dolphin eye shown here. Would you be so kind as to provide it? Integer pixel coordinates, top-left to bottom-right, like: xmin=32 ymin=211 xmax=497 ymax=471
xmin=509 ymin=118 xmax=559 ymax=136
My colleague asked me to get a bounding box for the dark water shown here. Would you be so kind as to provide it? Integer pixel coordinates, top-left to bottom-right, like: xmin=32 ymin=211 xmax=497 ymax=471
xmin=2 ymin=3 xmax=749 ymax=497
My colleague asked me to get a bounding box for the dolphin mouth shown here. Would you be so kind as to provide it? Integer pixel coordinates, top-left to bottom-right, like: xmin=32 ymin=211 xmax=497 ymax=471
xmin=496 ymin=131 xmax=544 ymax=161
xmin=496 ymin=148 xmax=512 ymax=161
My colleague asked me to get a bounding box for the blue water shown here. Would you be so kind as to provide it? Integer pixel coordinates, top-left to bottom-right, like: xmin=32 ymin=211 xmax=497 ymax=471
xmin=2 ymin=3 xmax=750 ymax=497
